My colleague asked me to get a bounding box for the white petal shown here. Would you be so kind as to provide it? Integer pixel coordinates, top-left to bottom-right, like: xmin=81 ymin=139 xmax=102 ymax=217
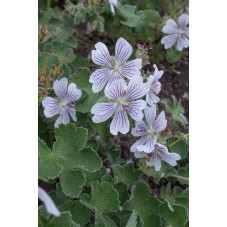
xmin=154 ymin=111 xmax=167 ymax=132
xmin=91 ymin=103 xmax=117 ymax=123
xmin=38 ymin=187 xmax=60 ymax=217
xmin=131 ymin=120 xmax=148 ymax=137
xmin=151 ymin=81 xmax=161 ymax=94
xmin=109 ymin=0 xmax=118 ymax=7
xmin=183 ymin=27 xmax=189 ymax=37
xmin=66 ymin=83 xmax=82 ymax=103
xmin=177 ymin=35 xmax=189 ymax=51
xmin=105 ymin=72 xmax=126 ymax=93
xmin=130 ymin=136 xmax=149 ymax=153
xmin=54 ymin=109 xmax=70 ymax=128
xmin=124 ymin=100 xmax=147 ymax=121
xmin=134 ymin=150 xmax=146 ymax=158
xmin=144 ymin=106 xmax=156 ymax=128
xmin=125 ymin=76 xmax=148 ymax=100
xmin=91 ymin=42 xmax=112 ymax=67
xmin=105 ymin=78 xmax=126 ymax=101
xmin=42 ymin=97 xmax=60 ymax=118
xmin=153 ymin=64 xmax=164 ymax=81
xmin=66 ymin=104 xmax=77 ymax=122
xmin=162 ymin=19 xmax=178 ymax=34
xmin=110 ymin=106 xmax=129 ymax=135
xmin=137 ymin=135 xmax=157 ymax=153
xmin=120 ymin=59 xmax=142 ymax=79
xmin=53 ymin=78 xmax=68 ymax=100
xmin=178 ymin=14 xmax=189 ymax=29
xmin=161 ymin=34 xmax=177 ymax=49
xmin=89 ymin=69 xmax=111 ymax=93
xmin=110 ymin=3 xmax=115 ymax=15
xmin=146 ymin=91 xmax=160 ymax=106
xmin=146 ymin=153 xmax=161 ymax=171
xmin=159 ymin=151 xmax=181 ymax=166
xmin=115 ymin=37 xmax=132 ymax=63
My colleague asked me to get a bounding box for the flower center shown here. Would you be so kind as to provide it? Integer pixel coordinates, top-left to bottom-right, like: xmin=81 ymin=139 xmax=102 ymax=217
xmin=60 ymin=100 xmax=67 ymax=108
xmin=177 ymin=28 xmax=184 ymax=34
xmin=118 ymin=96 xmax=125 ymax=105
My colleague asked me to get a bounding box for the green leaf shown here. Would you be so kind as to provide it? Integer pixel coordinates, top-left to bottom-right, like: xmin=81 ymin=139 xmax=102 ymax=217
xmin=175 ymin=165 xmax=189 ymax=184
xmin=71 ymin=70 xmax=99 ymax=113
xmin=68 ymin=54 xmax=88 ymax=71
xmin=45 ymin=41 xmax=76 ymax=63
xmin=146 ymin=161 xmax=177 ymax=183
xmin=113 ymin=182 xmax=128 ymax=205
xmin=39 ymin=205 xmax=51 ymax=227
xmin=100 ymin=145 xmax=124 ymax=165
xmin=86 ymin=140 xmax=99 ymax=152
xmin=168 ymin=140 xmax=188 ymax=159
xmin=166 ymin=47 xmax=182 ymax=63
xmin=49 ymin=25 xmax=74 ymax=43
xmin=126 ymin=210 xmax=138 ymax=227
xmin=39 ymin=124 xmax=102 ymax=197
xmin=48 ymin=183 xmax=71 ymax=206
xmin=159 ymin=202 xmax=188 ymax=227
xmin=174 ymin=188 xmax=189 ymax=216
xmin=162 ymin=95 xmax=188 ymax=126
xmin=112 ymin=163 xmax=143 ymax=189
xmin=59 ymin=200 xmax=90 ymax=225
xmin=119 ymin=5 xmax=145 ymax=27
xmin=90 ymin=119 xmax=113 ymax=146
xmin=38 ymin=51 xmax=59 ymax=73
xmin=47 ymin=212 xmax=76 ymax=227
xmin=124 ymin=181 xmax=161 ymax=226
xmin=101 ymin=174 xmax=113 ymax=183
xmin=83 ymin=167 xmax=107 ymax=186
xmin=95 ymin=210 xmax=118 ymax=227
xmin=143 ymin=9 xmax=161 ymax=23
xmin=159 ymin=183 xmax=184 ymax=208
xmin=80 ymin=181 xmax=120 ymax=213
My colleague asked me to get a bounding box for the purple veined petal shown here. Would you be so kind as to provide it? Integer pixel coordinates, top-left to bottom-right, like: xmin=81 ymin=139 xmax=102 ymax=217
xmin=146 ymin=75 xmax=155 ymax=85
xmin=154 ymin=111 xmax=167 ymax=132
xmin=157 ymin=143 xmax=181 ymax=166
xmin=42 ymin=97 xmax=60 ymax=118
xmin=66 ymin=103 xmax=77 ymax=122
xmin=137 ymin=134 xmax=157 ymax=153
xmin=162 ymin=19 xmax=178 ymax=34
xmin=183 ymin=27 xmax=189 ymax=37
xmin=38 ymin=187 xmax=60 ymax=217
xmin=131 ymin=120 xmax=148 ymax=137
xmin=91 ymin=103 xmax=117 ymax=123
xmin=146 ymin=92 xmax=160 ymax=106
xmin=105 ymin=78 xmax=126 ymax=101
xmin=54 ymin=109 xmax=70 ymax=128
xmin=177 ymin=35 xmax=189 ymax=51
xmin=91 ymin=42 xmax=112 ymax=68
xmin=53 ymin=78 xmax=68 ymax=100
xmin=125 ymin=76 xmax=148 ymax=101
xmin=144 ymin=105 xmax=156 ymax=128
xmin=134 ymin=150 xmax=146 ymax=158
xmin=153 ymin=64 xmax=164 ymax=81
xmin=178 ymin=14 xmax=189 ymax=29
xmin=124 ymin=100 xmax=147 ymax=121
xmin=161 ymin=34 xmax=178 ymax=49
xmin=151 ymin=81 xmax=161 ymax=94
xmin=109 ymin=0 xmax=118 ymax=7
xmin=89 ymin=68 xmax=111 ymax=93
xmin=146 ymin=153 xmax=161 ymax=171
xmin=110 ymin=106 xmax=130 ymax=135
xmin=130 ymin=136 xmax=149 ymax=153
xmin=115 ymin=37 xmax=133 ymax=64
xmin=120 ymin=59 xmax=142 ymax=79
xmin=105 ymin=72 xmax=126 ymax=93
xmin=66 ymin=83 xmax=82 ymax=103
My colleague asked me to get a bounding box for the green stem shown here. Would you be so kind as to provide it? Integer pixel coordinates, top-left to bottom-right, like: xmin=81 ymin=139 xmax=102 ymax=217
xmin=47 ymin=0 xmax=52 ymax=8
xmin=168 ymin=133 xmax=189 ymax=147
xmin=170 ymin=175 xmax=189 ymax=182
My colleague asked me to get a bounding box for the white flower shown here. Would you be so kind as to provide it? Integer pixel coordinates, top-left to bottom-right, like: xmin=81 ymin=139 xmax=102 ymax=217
xmin=91 ymin=76 xmax=148 ymax=135
xmin=109 ymin=0 xmax=118 ymax=15
xmin=38 ymin=187 xmax=60 ymax=217
xmin=130 ymin=106 xmax=180 ymax=170
xmin=42 ymin=78 xmax=82 ymax=128
xmin=90 ymin=37 xmax=142 ymax=93
xmin=146 ymin=64 xmax=164 ymax=106
xmin=161 ymin=14 xmax=189 ymax=51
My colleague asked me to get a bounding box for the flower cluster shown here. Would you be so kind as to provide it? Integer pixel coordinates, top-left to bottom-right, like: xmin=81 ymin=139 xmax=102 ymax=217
xmin=90 ymin=37 xmax=181 ymax=169
xmin=161 ymin=14 xmax=189 ymax=51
